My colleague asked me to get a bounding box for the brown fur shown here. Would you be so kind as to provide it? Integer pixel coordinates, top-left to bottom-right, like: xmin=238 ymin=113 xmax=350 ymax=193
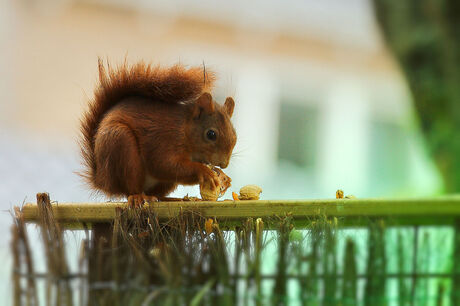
xmin=79 ymin=59 xmax=236 ymax=200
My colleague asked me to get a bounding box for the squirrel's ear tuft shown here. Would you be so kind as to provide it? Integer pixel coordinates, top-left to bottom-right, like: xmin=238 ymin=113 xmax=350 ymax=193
xmin=224 ymin=97 xmax=235 ymax=118
xmin=193 ymin=92 xmax=214 ymax=119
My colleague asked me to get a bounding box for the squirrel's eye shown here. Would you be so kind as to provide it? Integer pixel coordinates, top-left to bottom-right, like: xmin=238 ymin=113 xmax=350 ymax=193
xmin=206 ymin=129 xmax=217 ymax=141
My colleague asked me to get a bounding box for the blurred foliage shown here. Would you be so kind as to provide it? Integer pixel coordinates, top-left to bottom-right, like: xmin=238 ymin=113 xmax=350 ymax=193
xmin=374 ymin=0 xmax=460 ymax=193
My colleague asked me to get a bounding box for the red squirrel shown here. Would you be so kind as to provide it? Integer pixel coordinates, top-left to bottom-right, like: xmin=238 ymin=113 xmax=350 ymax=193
xmin=79 ymin=59 xmax=236 ymax=205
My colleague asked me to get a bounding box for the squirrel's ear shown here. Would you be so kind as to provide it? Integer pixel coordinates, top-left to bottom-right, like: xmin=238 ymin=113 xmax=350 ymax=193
xmin=193 ymin=92 xmax=214 ymax=119
xmin=224 ymin=97 xmax=235 ymax=118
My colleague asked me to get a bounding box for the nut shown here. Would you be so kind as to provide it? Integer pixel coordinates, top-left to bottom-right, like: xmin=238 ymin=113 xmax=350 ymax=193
xmin=200 ymin=166 xmax=232 ymax=201
xmin=239 ymin=185 xmax=262 ymax=200
xmin=336 ymin=190 xmax=344 ymax=199
xmin=200 ymin=183 xmax=219 ymax=201
xmin=205 ymin=218 xmax=214 ymax=234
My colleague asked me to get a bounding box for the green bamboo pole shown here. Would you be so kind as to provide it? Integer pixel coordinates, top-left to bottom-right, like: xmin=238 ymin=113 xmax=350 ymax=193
xmin=305 ymin=220 xmax=320 ymax=305
xmin=242 ymin=218 xmax=253 ymax=306
xmin=364 ymin=220 xmax=386 ymax=306
xmin=233 ymin=228 xmax=242 ymax=306
xmin=323 ymin=218 xmax=337 ymax=305
xmin=397 ymin=232 xmax=409 ymax=305
xmin=19 ymin=196 xmax=460 ymax=227
xmin=254 ymin=218 xmax=264 ymax=306
xmin=272 ymin=217 xmax=291 ymax=306
xmin=342 ymin=238 xmax=357 ymax=305
xmin=452 ymin=219 xmax=460 ymax=305
xmin=305 ymin=236 xmax=319 ymax=306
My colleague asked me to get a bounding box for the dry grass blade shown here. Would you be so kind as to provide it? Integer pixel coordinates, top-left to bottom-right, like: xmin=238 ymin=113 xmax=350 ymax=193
xmin=37 ymin=193 xmax=73 ymax=306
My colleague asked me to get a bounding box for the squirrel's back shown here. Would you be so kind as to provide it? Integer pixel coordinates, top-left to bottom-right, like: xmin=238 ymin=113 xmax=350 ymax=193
xmin=79 ymin=59 xmax=215 ymax=187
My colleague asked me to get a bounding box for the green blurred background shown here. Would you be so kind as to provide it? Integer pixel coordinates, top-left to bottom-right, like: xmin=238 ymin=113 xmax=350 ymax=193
xmin=375 ymin=0 xmax=460 ymax=194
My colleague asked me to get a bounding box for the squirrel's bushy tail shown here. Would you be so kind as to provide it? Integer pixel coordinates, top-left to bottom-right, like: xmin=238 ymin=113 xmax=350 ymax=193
xmin=79 ymin=59 xmax=215 ymax=186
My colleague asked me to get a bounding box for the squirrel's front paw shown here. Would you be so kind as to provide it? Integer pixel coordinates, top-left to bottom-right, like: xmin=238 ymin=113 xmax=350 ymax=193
xmin=127 ymin=194 xmax=158 ymax=208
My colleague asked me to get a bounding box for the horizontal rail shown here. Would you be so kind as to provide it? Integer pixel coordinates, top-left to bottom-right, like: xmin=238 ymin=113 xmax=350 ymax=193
xmin=13 ymin=270 xmax=459 ymax=280
xmin=18 ymin=195 xmax=460 ymax=227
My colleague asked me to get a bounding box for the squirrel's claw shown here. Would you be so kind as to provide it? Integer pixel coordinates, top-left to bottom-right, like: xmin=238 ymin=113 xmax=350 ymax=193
xmin=127 ymin=194 xmax=158 ymax=208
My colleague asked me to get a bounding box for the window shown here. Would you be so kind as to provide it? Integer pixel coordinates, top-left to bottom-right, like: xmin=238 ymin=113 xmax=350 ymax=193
xmin=277 ymin=102 xmax=317 ymax=169
xmin=369 ymin=121 xmax=410 ymax=193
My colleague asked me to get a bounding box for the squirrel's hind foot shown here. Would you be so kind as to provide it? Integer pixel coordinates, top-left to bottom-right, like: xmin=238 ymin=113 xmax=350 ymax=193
xmin=127 ymin=194 xmax=158 ymax=208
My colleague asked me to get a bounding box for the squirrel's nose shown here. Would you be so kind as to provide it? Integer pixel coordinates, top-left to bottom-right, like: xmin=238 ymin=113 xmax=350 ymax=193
xmin=219 ymin=161 xmax=229 ymax=169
